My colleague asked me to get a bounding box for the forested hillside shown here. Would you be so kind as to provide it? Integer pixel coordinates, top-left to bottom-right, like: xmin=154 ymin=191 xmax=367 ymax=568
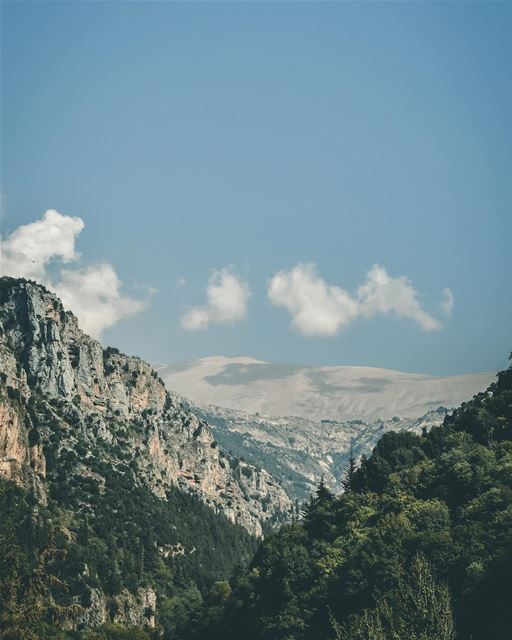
xmin=188 ymin=356 xmax=512 ymax=640
xmin=1 ymin=276 xmax=510 ymax=640
xmin=0 ymin=473 xmax=256 ymax=639
xmin=0 ymin=278 xmax=289 ymax=639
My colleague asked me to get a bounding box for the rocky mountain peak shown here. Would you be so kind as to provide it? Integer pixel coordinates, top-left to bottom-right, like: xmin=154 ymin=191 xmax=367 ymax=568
xmin=0 ymin=277 xmax=292 ymax=538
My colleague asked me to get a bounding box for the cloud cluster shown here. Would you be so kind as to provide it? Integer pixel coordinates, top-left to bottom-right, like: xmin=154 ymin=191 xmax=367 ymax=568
xmin=1 ymin=210 xmax=146 ymax=338
xmin=268 ymin=263 xmax=451 ymax=336
xmin=181 ymin=268 xmax=251 ymax=330
xmin=1 ymin=211 xmax=453 ymax=340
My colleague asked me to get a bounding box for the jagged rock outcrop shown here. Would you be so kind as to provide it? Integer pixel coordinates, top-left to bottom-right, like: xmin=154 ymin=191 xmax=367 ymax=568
xmin=72 ymin=586 xmax=157 ymax=630
xmin=0 ymin=277 xmax=292 ymax=540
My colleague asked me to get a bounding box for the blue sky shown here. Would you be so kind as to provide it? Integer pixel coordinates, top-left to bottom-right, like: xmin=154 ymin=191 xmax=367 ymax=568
xmin=1 ymin=1 xmax=511 ymax=375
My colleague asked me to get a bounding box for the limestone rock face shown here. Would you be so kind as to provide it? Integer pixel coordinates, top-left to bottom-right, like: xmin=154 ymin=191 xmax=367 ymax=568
xmin=113 ymin=587 xmax=157 ymax=629
xmin=74 ymin=589 xmax=108 ymax=629
xmin=0 ymin=277 xmax=292 ymax=540
xmin=72 ymin=587 xmax=157 ymax=630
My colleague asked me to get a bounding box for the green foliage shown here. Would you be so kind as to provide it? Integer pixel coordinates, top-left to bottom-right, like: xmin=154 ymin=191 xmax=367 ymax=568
xmin=332 ymin=554 xmax=455 ymax=640
xmin=340 ymin=446 xmax=356 ymax=491
xmin=0 ymin=480 xmax=81 ymax=640
xmin=81 ymin=623 xmax=151 ymax=640
xmin=0 ymin=458 xmax=256 ymax=640
xmin=192 ymin=357 xmax=512 ymax=640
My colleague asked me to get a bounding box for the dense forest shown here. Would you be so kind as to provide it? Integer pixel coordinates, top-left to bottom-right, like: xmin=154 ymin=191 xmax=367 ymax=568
xmin=187 ymin=355 xmax=512 ymax=640
xmin=0 ymin=450 xmax=256 ymax=640
xmin=1 ymin=355 xmax=511 ymax=640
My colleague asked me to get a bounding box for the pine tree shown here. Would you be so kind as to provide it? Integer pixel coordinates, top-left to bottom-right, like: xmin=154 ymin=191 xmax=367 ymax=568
xmin=303 ymin=477 xmax=335 ymax=540
xmin=341 ymin=445 xmax=357 ymax=491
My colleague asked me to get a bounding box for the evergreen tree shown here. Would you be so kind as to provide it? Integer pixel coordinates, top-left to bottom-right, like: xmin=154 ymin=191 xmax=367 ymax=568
xmin=341 ymin=445 xmax=357 ymax=491
xmin=303 ymin=477 xmax=336 ymax=539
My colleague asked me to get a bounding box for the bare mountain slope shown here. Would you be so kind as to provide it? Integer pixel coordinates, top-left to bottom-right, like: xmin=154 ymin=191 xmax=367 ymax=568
xmin=161 ymin=356 xmax=495 ymax=423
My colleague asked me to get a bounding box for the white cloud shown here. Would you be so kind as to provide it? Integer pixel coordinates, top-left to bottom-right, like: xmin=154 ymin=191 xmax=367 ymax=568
xmin=181 ymin=267 xmax=251 ymax=330
xmin=1 ymin=209 xmax=147 ymax=338
xmin=56 ymin=264 xmax=146 ymax=337
xmin=441 ymin=287 xmax=454 ymax=316
xmin=181 ymin=307 xmax=210 ymax=331
xmin=357 ymin=265 xmax=441 ymax=331
xmin=267 ymin=263 xmax=357 ymax=336
xmin=1 ymin=209 xmax=84 ymax=280
xmin=207 ymin=269 xmax=251 ymax=324
xmin=268 ymin=263 xmax=446 ymax=336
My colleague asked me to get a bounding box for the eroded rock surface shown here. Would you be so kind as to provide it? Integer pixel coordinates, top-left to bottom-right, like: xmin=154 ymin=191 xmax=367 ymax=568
xmin=0 ymin=278 xmax=291 ymax=538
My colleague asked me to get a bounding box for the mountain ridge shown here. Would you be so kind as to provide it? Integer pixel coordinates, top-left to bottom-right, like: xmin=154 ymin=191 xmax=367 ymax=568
xmin=0 ymin=277 xmax=293 ymax=635
xmin=186 ymin=400 xmax=450 ymax=501
xmin=0 ymin=277 xmax=292 ymax=538
xmin=160 ymin=355 xmax=495 ymax=422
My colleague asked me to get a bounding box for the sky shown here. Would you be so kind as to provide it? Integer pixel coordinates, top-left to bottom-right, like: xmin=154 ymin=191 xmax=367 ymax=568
xmin=1 ymin=1 xmax=511 ymax=375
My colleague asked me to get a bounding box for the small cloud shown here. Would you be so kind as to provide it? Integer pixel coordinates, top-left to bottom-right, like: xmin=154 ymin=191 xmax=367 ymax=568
xmin=176 ymin=277 xmax=187 ymax=288
xmin=441 ymin=287 xmax=454 ymax=316
xmin=181 ymin=307 xmax=210 ymax=330
xmin=267 ymin=263 xmax=357 ymax=336
xmin=268 ymin=262 xmax=446 ymax=336
xmin=207 ymin=268 xmax=251 ymax=324
xmin=181 ymin=267 xmax=251 ymax=331
xmin=357 ymin=265 xmax=441 ymax=332
xmin=1 ymin=209 xmax=148 ymax=339
xmin=56 ymin=264 xmax=147 ymax=338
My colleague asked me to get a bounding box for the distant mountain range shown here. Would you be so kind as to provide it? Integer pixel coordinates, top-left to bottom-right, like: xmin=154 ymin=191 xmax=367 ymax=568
xmin=160 ymin=356 xmax=496 ymax=423
xmin=162 ymin=356 xmax=495 ymax=502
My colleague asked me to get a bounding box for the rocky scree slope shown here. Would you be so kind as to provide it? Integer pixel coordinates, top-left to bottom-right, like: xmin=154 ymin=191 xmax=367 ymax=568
xmin=0 ymin=277 xmax=292 ymax=538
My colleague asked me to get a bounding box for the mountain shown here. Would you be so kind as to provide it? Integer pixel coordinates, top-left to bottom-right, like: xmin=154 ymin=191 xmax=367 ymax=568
xmin=187 ymin=401 xmax=450 ymax=501
xmin=2 ymin=276 xmax=509 ymax=640
xmin=161 ymin=356 xmax=495 ymax=422
xmin=0 ymin=277 xmax=291 ymax=637
xmin=163 ymin=357 xmax=494 ymax=506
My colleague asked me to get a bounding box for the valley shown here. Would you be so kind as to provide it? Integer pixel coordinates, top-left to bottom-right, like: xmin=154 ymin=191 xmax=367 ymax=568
xmin=188 ymin=401 xmax=449 ymax=500
xmin=0 ymin=276 xmax=505 ymax=640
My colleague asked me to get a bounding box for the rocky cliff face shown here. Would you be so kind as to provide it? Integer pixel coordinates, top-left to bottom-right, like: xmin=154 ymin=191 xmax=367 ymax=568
xmin=0 ymin=277 xmax=291 ymax=540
